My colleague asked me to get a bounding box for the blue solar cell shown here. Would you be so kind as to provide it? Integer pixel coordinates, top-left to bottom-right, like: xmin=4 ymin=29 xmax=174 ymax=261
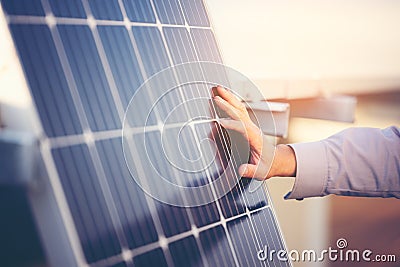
xmin=133 ymin=248 xmax=168 ymax=267
xmin=140 ymin=131 xmax=192 ymax=237
xmin=159 ymin=124 xmax=221 ymax=227
xmin=200 ymin=226 xmax=236 ymax=267
xmin=131 ymin=27 xmax=180 ymax=119
xmin=123 ymin=0 xmax=156 ymax=23
xmin=148 ymin=87 xmax=187 ymax=124
xmin=181 ymin=0 xmax=210 ymax=27
xmin=52 ymin=144 xmax=121 ymax=263
xmin=97 ymin=26 xmax=143 ymax=109
xmin=153 ymin=0 xmax=185 ymax=25
xmin=109 ymin=262 xmax=127 ymax=267
xmin=155 ymin=202 xmax=191 ymax=237
xmin=10 ymin=24 xmax=83 ymax=137
xmin=163 ymin=27 xmax=197 ymax=64
xmin=58 ymin=25 xmax=121 ymax=131
xmin=48 ymin=0 xmax=86 ymax=18
xmin=88 ymin=0 xmax=123 ymax=21
xmin=1 ymin=0 xmax=44 ymax=16
xmin=189 ymin=202 xmax=220 ymax=228
xmin=178 ymin=84 xmax=215 ymax=124
xmin=228 ymin=209 xmax=289 ymax=267
xmin=131 ymin=26 xmax=170 ymax=76
xmin=128 ymin=131 xmax=194 ymax=235
xmin=96 ymin=138 xmax=159 ymax=250
xmin=219 ymin=183 xmax=247 ymax=218
xmin=169 ymin=236 xmax=204 ymax=266
xmin=191 ymin=28 xmax=222 ymax=63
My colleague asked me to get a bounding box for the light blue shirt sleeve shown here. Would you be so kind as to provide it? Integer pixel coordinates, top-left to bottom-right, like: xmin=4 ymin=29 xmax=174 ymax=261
xmin=285 ymin=126 xmax=400 ymax=200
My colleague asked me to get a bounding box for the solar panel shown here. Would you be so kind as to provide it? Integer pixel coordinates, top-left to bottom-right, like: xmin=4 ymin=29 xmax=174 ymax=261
xmin=1 ymin=0 xmax=292 ymax=266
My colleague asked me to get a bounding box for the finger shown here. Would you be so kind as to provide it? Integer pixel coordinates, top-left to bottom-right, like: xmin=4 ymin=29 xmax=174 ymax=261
xmin=214 ymin=96 xmax=241 ymax=120
xmin=215 ymin=86 xmax=244 ymax=110
xmin=239 ymin=163 xmax=270 ymax=180
xmin=238 ymin=163 xmax=258 ymax=178
xmin=218 ymin=118 xmax=246 ymax=134
xmin=219 ymin=118 xmax=263 ymax=151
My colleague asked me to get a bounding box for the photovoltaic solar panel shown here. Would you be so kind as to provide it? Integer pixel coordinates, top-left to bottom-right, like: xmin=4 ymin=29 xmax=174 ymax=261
xmin=1 ymin=0 xmax=292 ymax=266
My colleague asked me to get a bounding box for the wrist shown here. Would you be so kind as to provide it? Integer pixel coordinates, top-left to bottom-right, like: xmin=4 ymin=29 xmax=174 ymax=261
xmin=268 ymin=144 xmax=297 ymax=178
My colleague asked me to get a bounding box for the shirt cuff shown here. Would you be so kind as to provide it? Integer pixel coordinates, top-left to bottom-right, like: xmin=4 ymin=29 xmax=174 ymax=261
xmin=284 ymin=141 xmax=328 ymax=200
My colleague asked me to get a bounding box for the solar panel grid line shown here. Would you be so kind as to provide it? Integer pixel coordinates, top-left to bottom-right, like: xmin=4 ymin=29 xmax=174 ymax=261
xmin=159 ymin=128 xmax=212 ymax=267
xmin=1 ymin=0 xmax=292 ymax=266
xmin=197 ymin=0 xmax=225 ymax=65
xmin=35 ymin=0 xmax=108 ymax=264
xmin=80 ymin=0 xmax=126 ymax=121
xmin=150 ymin=2 xmax=215 ymax=235
xmin=187 ymin=125 xmax=236 ymax=266
xmin=42 ymin=0 xmax=126 ymax=243
xmin=192 ymin=122 xmax=247 ymax=267
xmin=115 ymin=0 xmax=164 ymax=119
xmin=195 ymin=119 xmax=249 ymax=265
xmin=125 ymin=124 xmax=258 ymax=266
xmin=159 ymin=2 xmax=244 ymax=265
xmin=38 ymin=139 xmax=88 ymax=267
xmin=226 ymin=157 xmax=271 ymax=267
xmin=225 ymin=144 xmax=281 ymax=266
xmin=260 ymin=187 xmax=292 ymax=267
xmin=168 ymin=11 xmax=262 ymax=265
xmin=85 ymin=142 xmax=132 ymax=254
xmin=114 ymin=2 xmax=180 ymax=266
xmin=212 ymin=134 xmax=263 ymax=267
xmin=39 ymin=0 xmax=132 ymax=263
xmin=142 ymin=2 xmax=220 ymax=266
xmin=189 ymin=123 xmax=241 ymax=267
xmin=6 ymin=14 xmax=47 ymax=24
xmin=122 ymin=135 xmax=176 ymax=267
xmin=0 ymin=9 xmax=86 ymax=267
xmin=149 ymin=0 xmax=217 ymax=232
xmin=188 ymin=20 xmax=282 ymax=263
xmin=38 ymin=18 xmax=90 ymax=135
xmin=43 ymin=122 xmax=282 ymax=267
xmin=83 ymin=1 xmax=176 ymax=265
xmin=169 ymin=39 xmax=245 ymax=267
xmin=6 ymin=13 xmax=212 ymax=30
xmin=90 ymin=203 xmax=272 ymax=267
xmin=199 ymin=71 xmax=280 ymax=267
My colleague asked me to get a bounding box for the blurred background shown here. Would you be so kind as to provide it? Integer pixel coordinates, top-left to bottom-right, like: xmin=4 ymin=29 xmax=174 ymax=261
xmin=207 ymin=0 xmax=400 ymax=266
xmin=1 ymin=0 xmax=399 ymax=266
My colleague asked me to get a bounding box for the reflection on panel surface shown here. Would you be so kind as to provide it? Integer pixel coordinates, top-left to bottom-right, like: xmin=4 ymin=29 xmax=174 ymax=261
xmin=2 ymin=0 xmax=291 ymax=266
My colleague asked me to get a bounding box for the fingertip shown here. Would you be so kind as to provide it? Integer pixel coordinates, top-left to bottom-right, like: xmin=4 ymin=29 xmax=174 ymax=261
xmin=211 ymin=86 xmax=218 ymax=97
xmin=216 ymin=85 xmax=226 ymax=93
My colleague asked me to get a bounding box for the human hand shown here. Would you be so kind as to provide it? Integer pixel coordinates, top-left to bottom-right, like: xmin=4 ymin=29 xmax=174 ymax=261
xmin=212 ymin=86 xmax=296 ymax=179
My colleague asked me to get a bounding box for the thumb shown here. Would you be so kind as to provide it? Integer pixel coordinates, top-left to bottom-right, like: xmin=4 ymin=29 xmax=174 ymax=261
xmin=238 ymin=163 xmax=257 ymax=178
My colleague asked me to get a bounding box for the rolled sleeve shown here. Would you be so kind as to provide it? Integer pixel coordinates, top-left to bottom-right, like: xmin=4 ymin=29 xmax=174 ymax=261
xmin=284 ymin=126 xmax=400 ymax=200
xmin=285 ymin=141 xmax=328 ymax=200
